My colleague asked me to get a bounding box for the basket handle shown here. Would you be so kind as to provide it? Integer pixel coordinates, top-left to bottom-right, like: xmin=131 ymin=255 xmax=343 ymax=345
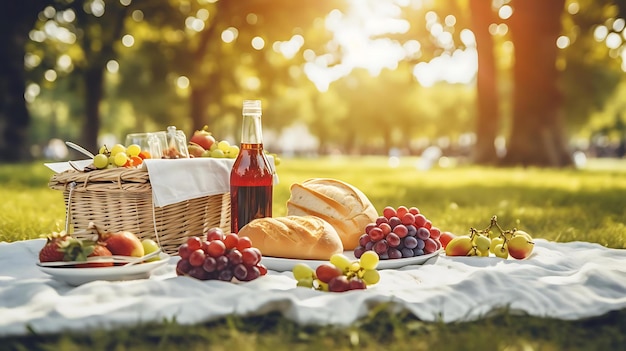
xmin=64 ymin=182 xmax=76 ymax=233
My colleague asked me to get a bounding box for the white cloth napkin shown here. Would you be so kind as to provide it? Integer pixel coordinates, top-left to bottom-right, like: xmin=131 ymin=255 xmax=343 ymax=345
xmin=144 ymin=158 xmax=234 ymax=207
xmin=1 ymin=238 xmax=625 ymax=337
xmin=145 ymin=157 xmax=278 ymax=208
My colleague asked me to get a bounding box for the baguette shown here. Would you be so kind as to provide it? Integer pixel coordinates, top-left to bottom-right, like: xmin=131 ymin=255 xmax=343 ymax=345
xmin=286 ymin=178 xmax=379 ymax=249
xmin=238 ymin=215 xmax=344 ymax=260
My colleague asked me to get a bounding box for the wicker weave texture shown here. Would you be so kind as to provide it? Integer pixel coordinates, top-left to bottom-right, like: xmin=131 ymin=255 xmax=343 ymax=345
xmin=49 ymin=167 xmax=230 ymax=254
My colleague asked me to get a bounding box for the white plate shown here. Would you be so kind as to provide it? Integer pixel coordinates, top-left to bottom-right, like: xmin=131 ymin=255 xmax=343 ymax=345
xmin=37 ymin=253 xmax=170 ymax=286
xmin=261 ymin=249 xmax=442 ymax=272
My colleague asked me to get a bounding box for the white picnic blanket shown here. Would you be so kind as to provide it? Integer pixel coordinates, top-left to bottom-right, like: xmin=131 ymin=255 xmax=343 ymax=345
xmin=0 ymin=238 xmax=625 ymax=337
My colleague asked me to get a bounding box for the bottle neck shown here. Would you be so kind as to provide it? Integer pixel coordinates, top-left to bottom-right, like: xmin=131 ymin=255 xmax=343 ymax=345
xmin=241 ymin=113 xmax=264 ymax=145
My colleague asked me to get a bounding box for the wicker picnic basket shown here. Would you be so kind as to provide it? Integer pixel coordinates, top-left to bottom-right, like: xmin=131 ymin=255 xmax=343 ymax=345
xmin=48 ymin=166 xmax=231 ymax=255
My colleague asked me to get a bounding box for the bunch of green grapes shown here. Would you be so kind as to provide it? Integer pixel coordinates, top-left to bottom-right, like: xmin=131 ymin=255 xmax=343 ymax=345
xmin=444 ymin=216 xmax=535 ymax=259
xmin=292 ymin=251 xmax=380 ymax=292
xmin=93 ymin=143 xmax=146 ymax=169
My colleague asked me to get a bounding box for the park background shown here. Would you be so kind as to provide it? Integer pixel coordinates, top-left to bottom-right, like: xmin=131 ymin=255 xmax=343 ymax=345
xmin=2 ymin=0 xmax=626 ymax=167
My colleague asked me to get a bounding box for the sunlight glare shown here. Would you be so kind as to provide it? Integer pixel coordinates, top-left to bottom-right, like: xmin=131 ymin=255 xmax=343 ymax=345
xmin=498 ymin=5 xmax=513 ymax=20
xmin=57 ymin=54 xmax=72 ymax=71
xmin=24 ymin=53 xmax=41 ymax=69
xmin=106 ymin=60 xmax=119 ymax=73
xmin=567 ymin=2 xmax=580 ymax=15
xmin=605 ymin=32 xmax=622 ymax=49
xmin=90 ymin=0 xmax=105 ymax=17
xmin=593 ymin=25 xmax=608 ymax=42
xmin=176 ymin=76 xmax=190 ymax=89
xmin=251 ymin=36 xmax=265 ymax=50
xmin=613 ymin=18 xmax=625 ymax=32
xmin=60 ymin=10 xmax=75 ymax=23
xmin=131 ymin=10 xmax=144 ymax=22
xmin=556 ymin=36 xmax=570 ymax=49
xmin=44 ymin=69 xmax=57 ymax=82
xmin=460 ymin=29 xmax=476 ymax=47
xmin=122 ymin=34 xmax=135 ymax=47
xmin=24 ymin=83 xmax=40 ymax=103
xmin=43 ymin=6 xmax=55 ymax=19
xmin=221 ymin=27 xmax=238 ymax=43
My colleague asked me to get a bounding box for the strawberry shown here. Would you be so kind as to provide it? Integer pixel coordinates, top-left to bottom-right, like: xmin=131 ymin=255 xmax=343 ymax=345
xmin=75 ymin=244 xmax=113 ymax=268
xmin=39 ymin=232 xmax=76 ymax=262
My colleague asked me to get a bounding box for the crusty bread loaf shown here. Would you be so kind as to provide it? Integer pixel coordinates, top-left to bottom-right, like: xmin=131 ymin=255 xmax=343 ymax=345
xmin=286 ymin=178 xmax=378 ymax=250
xmin=238 ymin=215 xmax=344 ymax=260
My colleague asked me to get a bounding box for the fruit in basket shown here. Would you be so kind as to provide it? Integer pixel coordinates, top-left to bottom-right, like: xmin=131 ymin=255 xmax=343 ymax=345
xmin=100 ymin=231 xmax=145 ymax=257
xmin=187 ymin=142 xmax=206 ymax=158
xmin=175 ymin=229 xmax=267 ymax=282
xmin=292 ymin=252 xmax=380 ymax=292
xmin=190 ymin=126 xmax=216 ymax=151
xmin=93 ymin=153 xmax=109 ymax=169
xmin=353 ymin=205 xmax=442 ymax=260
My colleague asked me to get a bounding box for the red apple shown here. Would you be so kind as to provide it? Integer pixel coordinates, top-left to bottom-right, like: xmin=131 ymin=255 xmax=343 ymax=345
xmin=190 ymin=126 xmax=216 ymax=151
xmin=101 ymin=231 xmax=145 ymax=257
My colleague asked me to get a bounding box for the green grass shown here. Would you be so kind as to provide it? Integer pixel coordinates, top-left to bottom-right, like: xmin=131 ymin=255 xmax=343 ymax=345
xmin=1 ymin=157 xmax=626 ymax=350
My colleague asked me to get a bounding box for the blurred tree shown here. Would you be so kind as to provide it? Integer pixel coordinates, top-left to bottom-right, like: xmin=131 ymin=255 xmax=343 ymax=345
xmin=0 ymin=0 xmax=50 ymax=162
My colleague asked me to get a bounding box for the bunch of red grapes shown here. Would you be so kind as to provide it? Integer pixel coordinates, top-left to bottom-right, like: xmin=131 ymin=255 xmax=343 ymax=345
xmin=354 ymin=205 xmax=443 ymax=260
xmin=176 ymin=228 xmax=267 ymax=281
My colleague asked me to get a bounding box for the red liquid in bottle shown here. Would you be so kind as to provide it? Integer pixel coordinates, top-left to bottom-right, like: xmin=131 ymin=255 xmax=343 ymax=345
xmin=230 ymin=143 xmax=273 ymax=233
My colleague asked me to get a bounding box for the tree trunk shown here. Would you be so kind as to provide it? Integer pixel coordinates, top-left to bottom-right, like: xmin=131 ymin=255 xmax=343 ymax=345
xmin=503 ymin=0 xmax=573 ymax=167
xmin=82 ymin=67 xmax=104 ymax=154
xmin=469 ymin=0 xmax=499 ymax=164
xmin=0 ymin=2 xmax=46 ymax=162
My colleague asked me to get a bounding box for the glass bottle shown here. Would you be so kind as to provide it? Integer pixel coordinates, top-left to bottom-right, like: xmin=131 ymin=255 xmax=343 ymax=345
xmin=230 ymin=100 xmax=274 ymax=233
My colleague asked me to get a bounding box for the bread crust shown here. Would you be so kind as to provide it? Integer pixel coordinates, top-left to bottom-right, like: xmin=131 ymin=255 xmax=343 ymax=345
xmin=238 ymin=215 xmax=344 ymax=260
xmin=286 ymin=178 xmax=379 ymax=249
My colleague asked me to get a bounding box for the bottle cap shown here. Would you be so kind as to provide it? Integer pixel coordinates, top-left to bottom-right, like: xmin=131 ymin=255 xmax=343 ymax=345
xmin=243 ymin=100 xmax=262 ymax=115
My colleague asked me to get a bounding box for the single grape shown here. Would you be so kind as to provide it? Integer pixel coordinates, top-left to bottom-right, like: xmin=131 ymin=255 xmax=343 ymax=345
xmin=233 ymin=264 xmax=249 ymax=281
xmin=424 ymin=238 xmax=438 ymax=254
xmin=359 ymin=250 xmax=379 ymax=270
xmin=328 ymin=275 xmax=350 ymax=292
xmin=349 ymin=261 xmax=361 ymax=273
xmin=413 ymin=248 xmax=425 ymax=256
xmin=126 ymin=144 xmax=141 ymax=157
xmin=141 ymin=239 xmax=161 ymax=262
xmin=406 ymin=224 xmax=417 ymax=237
xmin=189 ymin=249 xmax=206 ymax=267
xmin=216 ymin=255 xmax=229 ymax=270
xmin=493 ymin=243 xmax=509 ymax=259
xmin=388 ymin=216 xmax=402 ymax=228
xmin=424 ymin=220 xmax=432 ymax=230
xmin=110 ymin=143 xmax=126 ymax=156
xmin=176 ymin=259 xmax=192 ymax=275
xmin=207 ymin=240 xmax=226 ymax=258
xmin=227 ymin=249 xmax=243 ymax=265
xmin=293 ymin=263 xmax=315 ymax=281
xmin=369 ymin=227 xmax=384 ymax=241
xmin=375 ymin=216 xmax=389 ymax=226
xmin=379 ymin=222 xmax=392 ymax=235
xmin=429 ymin=227 xmax=442 ymax=240
xmin=392 ymin=224 xmax=408 ymax=238
xmin=187 ymin=236 xmax=203 ymax=251
xmin=315 ymin=263 xmax=343 ymax=283
xmin=330 ymin=253 xmax=352 ymax=272
xmin=507 ymin=235 xmax=534 ymax=259
xmin=395 ymin=205 xmax=408 ymax=218
xmin=386 ymin=232 xmax=401 ymax=247
xmin=403 ymin=236 xmax=418 ymax=249
xmin=387 ymin=248 xmax=402 ymax=259
xmin=401 ymin=213 xmax=415 ymax=226
xmin=245 ymin=266 xmax=261 ymax=281
xmin=348 ymin=278 xmax=367 ymax=290
xmin=257 ymin=264 xmax=268 ymax=276
xmin=490 ymin=237 xmax=505 ymax=254
xmin=206 ymin=227 xmax=224 ymax=241
xmin=364 ymin=241 xmax=374 ymax=251
xmin=401 ymin=247 xmax=414 ymax=258
xmin=416 ymin=238 xmax=425 ymax=250
xmin=359 ymin=233 xmax=371 ymax=247
xmin=382 ymin=206 xmax=397 ymax=219
xmin=202 ymin=256 xmax=217 ymax=272
xmin=416 ymin=227 xmax=431 ymax=240
xmin=408 ymin=206 xmax=420 ymax=215
xmin=364 ymin=223 xmax=376 ymax=234
xmin=114 ymin=152 xmax=129 ymax=167
xmin=218 ymin=268 xmax=234 ymax=281
xmin=217 ymin=140 xmax=231 ymax=152
xmin=178 ymin=243 xmax=191 ymax=259
xmin=223 ymin=233 xmax=239 ymax=250
xmin=93 ymin=153 xmax=109 ymax=169
xmin=236 ymin=236 xmax=253 ymax=250
xmin=414 ymin=214 xmax=427 ymax=227
xmin=241 ymin=247 xmax=261 ymax=266
xmin=362 ymin=269 xmax=380 ymax=285
xmin=354 ymin=246 xmax=365 ymax=258
xmin=373 ymin=240 xmax=388 ymax=255
xmin=474 ymin=235 xmax=491 ymax=252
